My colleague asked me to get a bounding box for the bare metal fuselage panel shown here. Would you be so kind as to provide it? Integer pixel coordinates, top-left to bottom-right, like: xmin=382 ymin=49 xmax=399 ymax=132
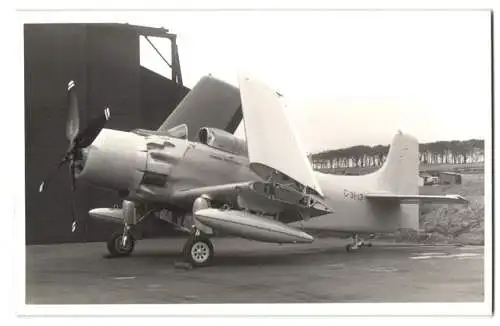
xmin=79 ymin=128 xmax=417 ymax=235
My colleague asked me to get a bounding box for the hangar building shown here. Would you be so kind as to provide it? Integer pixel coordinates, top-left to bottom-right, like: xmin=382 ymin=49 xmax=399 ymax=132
xmin=25 ymin=23 xmax=191 ymax=244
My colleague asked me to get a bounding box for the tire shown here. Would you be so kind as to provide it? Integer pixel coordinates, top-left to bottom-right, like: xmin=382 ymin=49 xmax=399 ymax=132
xmin=345 ymin=244 xmax=352 ymax=252
xmin=184 ymin=237 xmax=214 ymax=267
xmin=367 ymin=243 xmax=373 ymax=247
xmin=107 ymin=232 xmax=135 ymax=257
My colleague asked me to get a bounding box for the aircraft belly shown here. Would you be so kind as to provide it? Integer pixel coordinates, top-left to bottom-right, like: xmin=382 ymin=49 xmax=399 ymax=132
xmin=303 ymin=176 xmax=401 ymax=233
xmin=305 ymin=206 xmax=409 ymax=232
xmin=195 ymin=208 xmax=313 ymax=243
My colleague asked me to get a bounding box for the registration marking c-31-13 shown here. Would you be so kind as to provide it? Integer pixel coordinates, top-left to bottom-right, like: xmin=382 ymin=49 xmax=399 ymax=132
xmin=344 ymin=189 xmax=365 ymax=201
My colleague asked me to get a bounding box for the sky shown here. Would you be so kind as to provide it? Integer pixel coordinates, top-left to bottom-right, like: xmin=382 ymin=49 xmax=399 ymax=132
xmin=135 ymin=11 xmax=491 ymax=153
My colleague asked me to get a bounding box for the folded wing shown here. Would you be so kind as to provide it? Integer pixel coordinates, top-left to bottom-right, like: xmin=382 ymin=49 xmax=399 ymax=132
xmin=238 ymin=73 xmax=323 ymax=196
xmin=157 ymin=75 xmax=242 ymax=141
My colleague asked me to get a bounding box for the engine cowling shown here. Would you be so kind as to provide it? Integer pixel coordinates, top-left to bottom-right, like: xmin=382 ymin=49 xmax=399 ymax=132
xmin=198 ymin=127 xmax=247 ymax=156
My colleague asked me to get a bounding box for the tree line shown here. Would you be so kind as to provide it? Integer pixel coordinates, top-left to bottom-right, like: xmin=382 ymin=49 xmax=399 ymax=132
xmin=310 ymin=139 xmax=485 ymax=169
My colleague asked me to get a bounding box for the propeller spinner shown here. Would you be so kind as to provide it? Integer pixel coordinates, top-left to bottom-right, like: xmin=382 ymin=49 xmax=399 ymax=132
xmin=39 ymin=80 xmax=111 ymax=232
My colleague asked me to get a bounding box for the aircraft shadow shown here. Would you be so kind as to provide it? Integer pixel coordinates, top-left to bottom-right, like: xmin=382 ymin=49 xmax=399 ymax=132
xmin=210 ymin=246 xmax=379 ymax=267
xmin=106 ymin=246 xmax=359 ymax=267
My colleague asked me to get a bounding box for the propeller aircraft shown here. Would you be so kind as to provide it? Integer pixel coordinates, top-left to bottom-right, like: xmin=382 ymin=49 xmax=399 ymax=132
xmin=39 ymin=73 xmax=468 ymax=266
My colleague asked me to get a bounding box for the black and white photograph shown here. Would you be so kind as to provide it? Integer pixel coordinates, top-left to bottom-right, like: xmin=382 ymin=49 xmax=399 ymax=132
xmin=8 ymin=1 xmax=495 ymax=320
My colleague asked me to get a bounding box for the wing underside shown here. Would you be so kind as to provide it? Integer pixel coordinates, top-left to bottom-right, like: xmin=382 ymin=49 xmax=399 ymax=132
xmin=172 ymin=181 xmax=333 ymax=220
xmin=157 ymin=75 xmax=242 ymax=141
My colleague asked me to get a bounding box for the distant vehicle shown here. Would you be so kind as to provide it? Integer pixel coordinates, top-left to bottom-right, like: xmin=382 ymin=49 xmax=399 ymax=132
xmin=419 ymin=172 xmax=439 ymax=185
xmin=439 ymin=171 xmax=462 ymax=185
xmin=425 ymin=176 xmax=439 ymax=185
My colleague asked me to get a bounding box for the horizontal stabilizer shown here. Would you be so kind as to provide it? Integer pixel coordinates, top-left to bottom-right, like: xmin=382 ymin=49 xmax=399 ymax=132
xmin=366 ymin=193 xmax=469 ymax=204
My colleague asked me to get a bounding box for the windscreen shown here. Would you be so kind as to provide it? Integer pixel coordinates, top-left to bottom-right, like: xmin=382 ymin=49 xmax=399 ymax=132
xmin=166 ymin=124 xmax=188 ymax=140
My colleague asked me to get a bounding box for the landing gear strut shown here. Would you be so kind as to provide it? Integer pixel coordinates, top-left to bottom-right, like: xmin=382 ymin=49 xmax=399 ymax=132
xmin=107 ymin=231 xmax=135 ymax=257
xmin=182 ymin=195 xmax=215 ymax=267
xmin=345 ymin=234 xmax=372 ymax=252
xmin=105 ymin=200 xmax=147 ymax=258
xmin=183 ymin=229 xmax=214 ymax=267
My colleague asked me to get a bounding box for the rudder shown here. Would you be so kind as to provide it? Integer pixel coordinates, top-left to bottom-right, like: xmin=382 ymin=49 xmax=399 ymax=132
xmin=374 ymin=131 xmax=420 ymax=230
xmin=375 ymin=131 xmax=419 ymax=196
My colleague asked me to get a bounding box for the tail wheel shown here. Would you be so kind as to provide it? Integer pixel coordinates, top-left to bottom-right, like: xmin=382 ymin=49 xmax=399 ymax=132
xmin=107 ymin=232 xmax=135 ymax=257
xmin=184 ymin=237 xmax=214 ymax=267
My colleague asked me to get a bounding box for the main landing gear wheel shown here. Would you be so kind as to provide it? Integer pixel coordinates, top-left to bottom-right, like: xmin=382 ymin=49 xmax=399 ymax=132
xmin=183 ymin=236 xmax=214 ymax=267
xmin=107 ymin=232 xmax=135 ymax=257
xmin=345 ymin=243 xmax=372 ymax=252
xmin=345 ymin=233 xmax=373 ymax=252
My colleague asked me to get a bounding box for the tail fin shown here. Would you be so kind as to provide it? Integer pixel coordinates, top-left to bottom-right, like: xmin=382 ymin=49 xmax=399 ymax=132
xmin=375 ymin=131 xmax=419 ymax=195
xmin=371 ymin=131 xmax=419 ymax=230
xmin=368 ymin=131 xmax=467 ymax=231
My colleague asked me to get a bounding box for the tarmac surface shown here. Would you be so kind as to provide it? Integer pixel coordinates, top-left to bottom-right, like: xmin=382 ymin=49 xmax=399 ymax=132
xmin=26 ymin=237 xmax=484 ymax=304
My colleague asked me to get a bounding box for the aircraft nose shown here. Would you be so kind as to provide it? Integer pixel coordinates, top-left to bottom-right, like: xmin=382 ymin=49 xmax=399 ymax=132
xmin=76 ymin=129 xmax=146 ymax=191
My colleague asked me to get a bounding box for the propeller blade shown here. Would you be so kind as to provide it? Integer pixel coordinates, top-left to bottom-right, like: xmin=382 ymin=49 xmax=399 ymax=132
xmin=66 ymin=80 xmax=80 ymax=142
xmin=39 ymin=155 xmax=69 ymax=193
xmin=69 ymin=160 xmax=76 ymax=191
xmin=69 ymin=162 xmax=78 ymax=233
xmin=75 ymin=108 xmax=110 ymax=148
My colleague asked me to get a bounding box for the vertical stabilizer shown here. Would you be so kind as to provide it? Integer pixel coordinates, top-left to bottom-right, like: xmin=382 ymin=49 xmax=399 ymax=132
xmin=373 ymin=131 xmax=419 ymax=230
xmin=366 ymin=132 xmax=467 ymax=230
xmin=375 ymin=131 xmax=419 ymax=195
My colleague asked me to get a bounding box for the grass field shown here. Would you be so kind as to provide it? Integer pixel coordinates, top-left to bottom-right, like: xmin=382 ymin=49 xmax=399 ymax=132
xmin=315 ymin=164 xmax=486 ymax=245
xmin=317 ymin=164 xmax=486 ymax=245
xmin=413 ymin=173 xmax=485 ymax=245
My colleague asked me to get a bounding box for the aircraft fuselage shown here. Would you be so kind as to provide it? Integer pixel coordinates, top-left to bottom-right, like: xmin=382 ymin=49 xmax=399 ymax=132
xmin=77 ymin=128 xmax=417 ymax=234
xmin=77 ymin=128 xmax=260 ymax=207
